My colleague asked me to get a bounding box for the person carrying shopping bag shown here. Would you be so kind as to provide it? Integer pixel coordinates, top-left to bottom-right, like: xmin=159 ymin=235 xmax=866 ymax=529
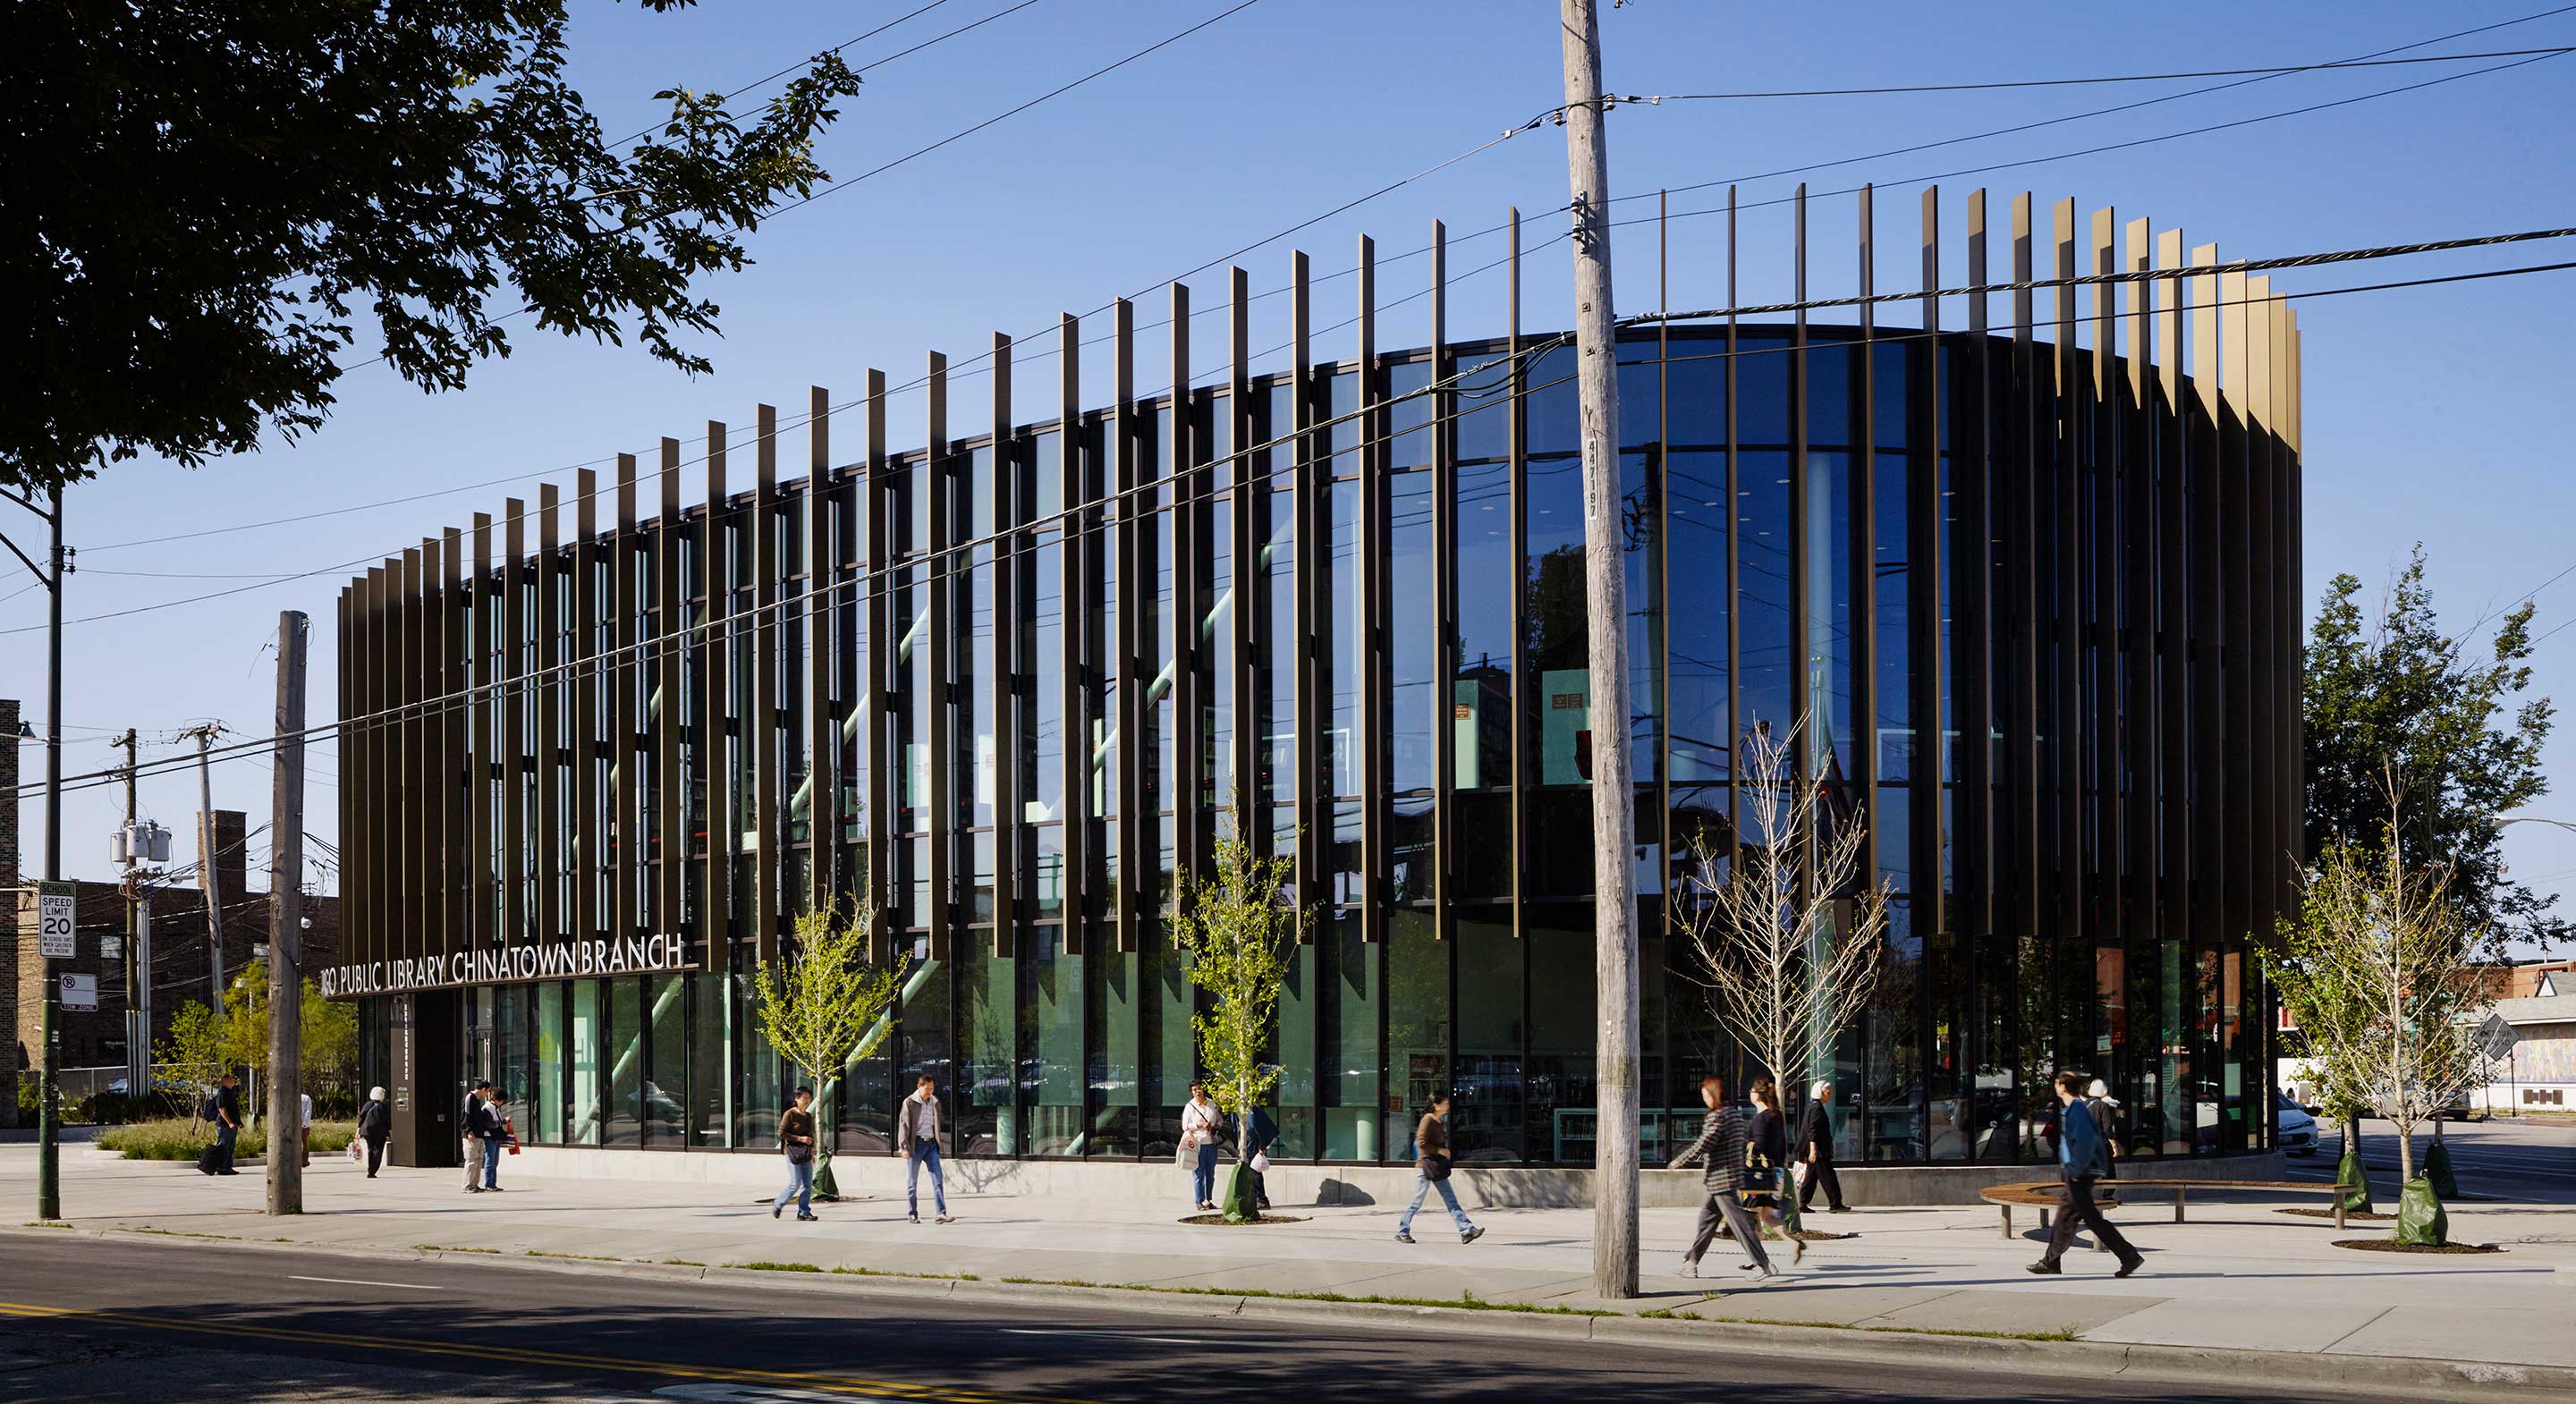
xmin=1179 ymin=1084 xmax=1222 ymax=1211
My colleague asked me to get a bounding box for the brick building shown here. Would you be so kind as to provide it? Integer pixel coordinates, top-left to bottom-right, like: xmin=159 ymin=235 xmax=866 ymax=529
xmin=4 ymin=701 xmax=340 ymax=1125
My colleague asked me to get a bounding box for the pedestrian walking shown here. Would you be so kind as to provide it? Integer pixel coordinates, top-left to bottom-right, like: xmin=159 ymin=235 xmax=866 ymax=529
xmin=2029 ymin=1070 xmax=2145 ymax=1278
xmin=1744 ymin=1077 xmax=1803 ymax=1261
xmin=774 ymin=1087 xmax=820 ymax=1222
xmin=200 ymin=1073 xmax=243 ymax=1176
xmin=461 ymin=1081 xmax=487 ymax=1193
xmin=1669 ymin=1075 xmax=1777 ymax=1278
xmin=1394 ymin=1091 xmax=1484 ymax=1245
xmin=357 ymin=1087 xmax=391 ymax=1179
xmin=1179 ymin=1084 xmax=1222 ymax=1211
xmin=897 ymin=1075 xmax=953 ymax=1224
xmin=1797 ymin=1078 xmax=1850 ymax=1214
xmin=2086 ymin=1078 xmax=2123 ymax=1206
xmin=298 ymin=1091 xmax=313 ymax=1171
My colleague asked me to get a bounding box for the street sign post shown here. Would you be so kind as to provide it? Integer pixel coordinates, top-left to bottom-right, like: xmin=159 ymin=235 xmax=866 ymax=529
xmin=36 ymin=880 xmax=76 ymax=960
xmin=59 ymin=973 xmax=97 ymax=1013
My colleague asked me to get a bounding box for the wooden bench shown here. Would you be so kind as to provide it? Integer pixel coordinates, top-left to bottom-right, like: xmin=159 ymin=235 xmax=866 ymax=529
xmin=1979 ymin=1178 xmax=2356 ymax=1248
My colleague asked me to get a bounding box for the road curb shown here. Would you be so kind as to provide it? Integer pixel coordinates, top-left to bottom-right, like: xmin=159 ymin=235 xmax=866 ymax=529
xmin=5 ymin=1224 xmax=2572 ymax=1400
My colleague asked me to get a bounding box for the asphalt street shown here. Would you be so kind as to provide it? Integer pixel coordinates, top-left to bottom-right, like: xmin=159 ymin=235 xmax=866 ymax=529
xmin=0 ymin=1234 xmax=2435 ymax=1403
xmin=2282 ymin=1116 xmax=2576 ymax=1200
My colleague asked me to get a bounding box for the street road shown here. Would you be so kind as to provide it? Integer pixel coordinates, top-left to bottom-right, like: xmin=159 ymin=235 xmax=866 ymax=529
xmin=2284 ymin=1116 xmax=2576 ymax=1201
xmin=0 ymin=1234 xmax=2417 ymax=1403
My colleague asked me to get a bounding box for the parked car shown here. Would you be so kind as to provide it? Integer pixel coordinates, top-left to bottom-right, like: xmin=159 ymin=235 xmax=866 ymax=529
xmin=2275 ymin=1087 xmax=2318 ymax=1156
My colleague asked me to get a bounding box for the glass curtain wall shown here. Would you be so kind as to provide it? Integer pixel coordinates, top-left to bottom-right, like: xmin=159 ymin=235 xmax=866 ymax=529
xmin=360 ymin=322 xmax=2284 ymax=1171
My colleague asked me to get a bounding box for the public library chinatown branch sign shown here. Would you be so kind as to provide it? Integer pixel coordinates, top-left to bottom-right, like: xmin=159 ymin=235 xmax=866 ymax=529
xmin=319 ymin=934 xmax=694 ymax=998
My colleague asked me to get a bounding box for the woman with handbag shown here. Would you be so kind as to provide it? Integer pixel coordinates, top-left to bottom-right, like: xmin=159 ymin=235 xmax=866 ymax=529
xmin=1745 ymin=1077 xmax=1805 ymax=1264
xmin=1394 ymin=1091 xmax=1483 ymax=1245
xmin=1180 ymin=1084 xmax=1223 ymax=1211
xmin=774 ymin=1087 xmax=820 ymax=1222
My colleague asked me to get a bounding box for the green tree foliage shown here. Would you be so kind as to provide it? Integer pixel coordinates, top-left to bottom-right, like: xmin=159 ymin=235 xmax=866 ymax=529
xmin=302 ymin=981 xmax=360 ymax=1110
xmin=2268 ymin=778 xmax=2486 ymax=1240
xmin=154 ymin=1001 xmax=225 ymax=1128
xmin=1174 ymin=809 xmax=1310 ymax=1224
xmin=752 ymin=901 xmax=904 ymax=1197
xmin=5 ymin=0 xmax=861 ymax=492
xmin=2305 ymin=546 xmax=2562 ymax=951
xmin=1174 ymin=817 xmax=1310 ymax=1126
xmin=206 ymin=960 xmax=352 ymax=1106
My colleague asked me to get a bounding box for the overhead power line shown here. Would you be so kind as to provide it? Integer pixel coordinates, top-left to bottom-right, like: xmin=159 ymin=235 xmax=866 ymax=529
xmin=1623 ymin=22 xmax=2576 ymax=208
xmin=89 ymin=7 xmax=2550 ymax=562
xmin=19 ymin=223 xmax=2576 ymax=646
xmin=766 ymin=0 xmax=1265 ymax=217
xmin=61 ymin=9 xmax=2565 ymax=606
xmin=602 ymin=0 xmax=970 ymax=150
xmin=19 ymin=248 xmax=2576 ymax=802
xmin=1651 ymin=47 xmax=2576 ymax=100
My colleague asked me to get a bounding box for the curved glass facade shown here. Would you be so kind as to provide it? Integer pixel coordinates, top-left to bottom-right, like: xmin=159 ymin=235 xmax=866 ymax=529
xmin=342 ymin=315 xmax=2303 ymax=1170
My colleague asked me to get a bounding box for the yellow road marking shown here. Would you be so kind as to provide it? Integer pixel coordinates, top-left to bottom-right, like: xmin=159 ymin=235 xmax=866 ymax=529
xmin=0 ymin=1300 xmax=1089 ymax=1404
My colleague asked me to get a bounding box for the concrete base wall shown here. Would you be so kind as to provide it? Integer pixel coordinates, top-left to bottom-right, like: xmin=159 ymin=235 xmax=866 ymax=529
xmin=502 ymin=1145 xmax=2287 ymax=1210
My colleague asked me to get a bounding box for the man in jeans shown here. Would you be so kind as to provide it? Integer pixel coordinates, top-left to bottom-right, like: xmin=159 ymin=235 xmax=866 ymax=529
xmin=1394 ymin=1091 xmax=1484 ymax=1245
xmin=2029 ymin=1070 xmax=2144 ymax=1277
xmin=896 ymin=1075 xmax=953 ymax=1224
xmin=202 ymin=1073 xmax=243 ymax=1176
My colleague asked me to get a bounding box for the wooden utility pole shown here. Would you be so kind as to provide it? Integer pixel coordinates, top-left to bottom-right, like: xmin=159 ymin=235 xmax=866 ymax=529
xmin=267 ymin=612 xmax=309 ymax=1215
xmin=1557 ymin=0 xmax=1640 ymax=1299
xmin=179 ymin=723 xmax=226 ymax=1017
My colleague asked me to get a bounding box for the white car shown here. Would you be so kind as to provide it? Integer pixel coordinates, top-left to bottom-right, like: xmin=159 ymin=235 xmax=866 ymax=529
xmin=2275 ymin=1088 xmax=2319 ymax=1156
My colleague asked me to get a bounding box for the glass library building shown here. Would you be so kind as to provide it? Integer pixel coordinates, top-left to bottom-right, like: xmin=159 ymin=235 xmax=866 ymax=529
xmin=335 ymin=192 xmax=2305 ymax=1182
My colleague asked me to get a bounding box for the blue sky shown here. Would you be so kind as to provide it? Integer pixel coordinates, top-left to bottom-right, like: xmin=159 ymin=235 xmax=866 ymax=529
xmin=9 ymin=0 xmax=2572 ymax=947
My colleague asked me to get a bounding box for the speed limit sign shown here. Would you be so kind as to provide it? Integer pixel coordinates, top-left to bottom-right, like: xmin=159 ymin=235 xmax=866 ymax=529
xmin=36 ymin=880 xmax=75 ymax=960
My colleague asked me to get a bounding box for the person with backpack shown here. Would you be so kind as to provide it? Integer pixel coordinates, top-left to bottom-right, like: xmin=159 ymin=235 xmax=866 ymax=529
xmin=2029 ymin=1070 xmax=2145 ymax=1277
xmin=199 ymin=1073 xmax=243 ymax=1176
xmin=1394 ymin=1091 xmax=1483 ymax=1246
xmin=356 ymin=1087 xmax=392 ymax=1179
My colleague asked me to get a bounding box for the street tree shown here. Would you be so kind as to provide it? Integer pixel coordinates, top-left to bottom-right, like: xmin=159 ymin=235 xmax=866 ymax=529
xmin=2260 ymin=931 xmax=2380 ymax=1216
xmin=155 ymin=1001 xmax=226 ymax=1129
xmin=2305 ymin=547 xmax=2563 ymax=952
xmin=1672 ymin=718 xmax=1891 ymax=1227
xmin=301 ymin=982 xmax=360 ymax=1115
xmin=7 ymin=0 xmax=861 ymax=493
xmin=1174 ymin=805 xmax=1310 ymax=1223
xmin=2270 ymin=774 xmax=2487 ymax=1244
xmin=751 ymin=900 xmax=904 ymax=1202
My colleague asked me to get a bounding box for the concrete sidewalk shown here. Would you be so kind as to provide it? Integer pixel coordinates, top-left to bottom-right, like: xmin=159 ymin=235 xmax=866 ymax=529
xmin=8 ymin=1141 xmax=2573 ymax=1387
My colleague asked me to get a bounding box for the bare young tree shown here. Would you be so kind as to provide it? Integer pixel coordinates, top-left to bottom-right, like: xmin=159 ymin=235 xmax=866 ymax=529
xmin=1672 ymin=718 xmax=1894 ymax=1170
xmin=2272 ymin=773 xmax=2485 ymax=1214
